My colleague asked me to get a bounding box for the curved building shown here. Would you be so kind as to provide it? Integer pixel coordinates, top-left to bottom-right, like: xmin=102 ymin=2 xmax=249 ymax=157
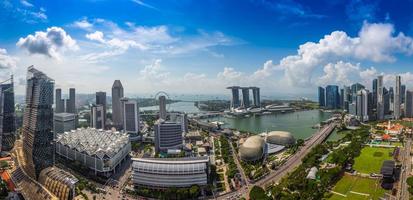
xmin=132 ymin=157 xmax=209 ymax=188
xmin=239 ymin=135 xmax=265 ymax=162
xmin=38 ymin=167 xmax=78 ymax=200
xmin=266 ymin=131 xmax=296 ymax=146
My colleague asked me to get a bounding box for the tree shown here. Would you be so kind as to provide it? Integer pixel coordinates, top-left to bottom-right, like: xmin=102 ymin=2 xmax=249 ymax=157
xmin=249 ymin=186 xmax=270 ymax=200
xmin=189 ymin=185 xmax=199 ymax=198
xmin=0 ymin=161 xmax=8 ymax=169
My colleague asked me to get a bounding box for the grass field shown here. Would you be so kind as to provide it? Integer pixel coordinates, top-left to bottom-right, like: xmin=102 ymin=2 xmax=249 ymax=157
xmin=328 ymin=175 xmax=388 ymax=200
xmin=353 ymin=146 xmax=394 ymax=174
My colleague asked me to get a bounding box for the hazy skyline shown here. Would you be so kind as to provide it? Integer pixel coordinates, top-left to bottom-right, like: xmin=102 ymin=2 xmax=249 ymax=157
xmin=1 ymin=0 xmax=413 ymax=97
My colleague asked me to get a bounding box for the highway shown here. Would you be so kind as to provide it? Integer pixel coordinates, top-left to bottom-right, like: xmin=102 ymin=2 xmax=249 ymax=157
xmin=215 ymin=122 xmax=336 ymax=200
xmin=399 ymin=137 xmax=412 ymax=200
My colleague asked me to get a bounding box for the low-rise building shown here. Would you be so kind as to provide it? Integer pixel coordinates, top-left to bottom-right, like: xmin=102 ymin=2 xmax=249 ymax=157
xmin=131 ymin=157 xmax=209 ymax=188
xmin=38 ymin=167 xmax=78 ymax=200
xmin=55 ymin=128 xmax=130 ymax=175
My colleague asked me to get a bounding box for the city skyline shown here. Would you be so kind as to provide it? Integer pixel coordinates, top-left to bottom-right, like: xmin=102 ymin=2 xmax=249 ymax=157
xmin=1 ymin=1 xmax=413 ymax=98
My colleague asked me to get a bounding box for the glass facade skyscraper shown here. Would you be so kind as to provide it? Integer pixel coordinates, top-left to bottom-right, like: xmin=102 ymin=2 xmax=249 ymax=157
xmin=325 ymin=85 xmax=340 ymax=109
xmin=0 ymin=77 xmax=15 ymax=151
xmin=318 ymin=87 xmax=325 ymax=107
xmin=22 ymin=66 xmax=54 ymax=179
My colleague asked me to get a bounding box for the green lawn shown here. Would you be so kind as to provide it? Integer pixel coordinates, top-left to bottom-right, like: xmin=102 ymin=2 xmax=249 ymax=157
xmin=329 ymin=175 xmax=388 ymax=200
xmin=353 ymin=146 xmax=394 ymax=174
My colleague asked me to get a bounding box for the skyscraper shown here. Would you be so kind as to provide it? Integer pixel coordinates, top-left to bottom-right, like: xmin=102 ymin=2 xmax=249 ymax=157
xmin=351 ymin=83 xmax=365 ymax=102
xmin=55 ymin=88 xmax=64 ymax=113
xmin=251 ymin=87 xmax=261 ymax=107
xmin=383 ymin=87 xmax=390 ymax=115
xmin=154 ymin=120 xmax=183 ymax=153
xmin=66 ymin=88 xmax=76 ymax=114
xmin=356 ymin=89 xmax=369 ymax=122
xmin=90 ymin=104 xmax=105 ymax=129
xmin=122 ymin=98 xmax=139 ymax=134
xmin=241 ymin=87 xmax=250 ymax=108
xmin=394 ymin=76 xmax=401 ymax=119
xmin=318 ymin=87 xmax=325 ymax=107
xmin=401 ymin=85 xmax=406 ymax=104
xmin=0 ymin=76 xmax=15 ymax=151
xmin=96 ymin=91 xmax=106 ymax=128
xmin=389 ymin=87 xmax=394 ymax=112
xmin=377 ymin=76 xmax=384 ymax=120
xmin=343 ymin=86 xmax=351 ymax=112
xmin=22 ymin=66 xmax=54 ymax=179
xmin=340 ymin=88 xmax=344 ymax=109
xmin=159 ymin=95 xmax=167 ymax=120
xmin=325 ymin=85 xmax=340 ymax=109
xmin=406 ymin=90 xmax=413 ymax=118
xmin=227 ymin=86 xmax=240 ymax=109
xmin=112 ymin=80 xmax=124 ymax=128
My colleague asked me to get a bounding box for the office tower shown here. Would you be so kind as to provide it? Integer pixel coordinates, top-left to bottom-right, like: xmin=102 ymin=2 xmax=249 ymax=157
xmin=154 ymin=120 xmax=183 ymax=153
xmin=367 ymin=92 xmax=374 ymax=120
xmin=351 ymin=83 xmax=365 ymax=102
xmin=389 ymin=87 xmax=394 ymax=112
xmin=377 ymin=76 xmax=384 ymax=120
xmin=66 ymin=88 xmax=76 ymax=114
xmin=227 ymin=86 xmax=240 ymax=109
xmin=55 ymin=88 xmax=64 ymax=113
xmin=384 ymin=87 xmax=390 ymax=115
xmin=372 ymin=78 xmax=377 ymax=108
xmin=343 ymin=86 xmax=351 ymax=111
xmin=96 ymin=91 xmax=106 ymax=127
xmin=0 ymin=76 xmax=15 ymax=151
xmin=394 ymin=76 xmax=401 ymax=119
xmin=90 ymin=104 xmax=105 ymax=129
xmin=53 ymin=113 xmax=77 ymax=134
xmin=251 ymin=87 xmax=261 ymax=107
xmin=401 ymin=85 xmax=406 ymax=104
xmin=159 ymin=95 xmax=167 ymax=120
xmin=356 ymin=89 xmax=369 ymax=122
xmin=325 ymin=85 xmax=340 ymax=109
xmin=340 ymin=88 xmax=345 ymax=109
xmin=122 ymin=98 xmax=139 ymax=134
xmin=22 ymin=66 xmax=54 ymax=179
xmin=406 ymin=90 xmax=413 ymax=118
xmin=112 ymin=80 xmax=124 ymax=128
xmin=241 ymin=87 xmax=250 ymax=108
xmin=318 ymin=87 xmax=325 ymax=107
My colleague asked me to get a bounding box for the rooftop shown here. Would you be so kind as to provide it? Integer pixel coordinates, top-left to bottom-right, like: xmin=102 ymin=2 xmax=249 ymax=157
xmin=55 ymin=128 xmax=129 ymax=158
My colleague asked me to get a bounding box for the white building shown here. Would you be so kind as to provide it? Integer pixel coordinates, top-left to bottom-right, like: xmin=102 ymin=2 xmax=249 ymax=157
xmin=356 ymin=89 xmax=369 ymax=122
xmin=131 ymin=157 xmax=209 ymax=188
xmin=53 ymin=113 xmax=77 ymax=134
xmin=55 ymin=128 xmax=130 ymax=175
xmin=159 ymin=95 xmax=167 ymax=120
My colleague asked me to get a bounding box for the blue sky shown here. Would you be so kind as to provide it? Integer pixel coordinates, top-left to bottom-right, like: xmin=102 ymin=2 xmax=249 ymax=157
xmin=1 ymin=0 xmax=413 ymax=99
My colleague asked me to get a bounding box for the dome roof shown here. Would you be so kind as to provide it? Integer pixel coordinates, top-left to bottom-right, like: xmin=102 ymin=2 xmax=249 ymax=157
xmin=266 ymin=131 xmax=296 ymax=146
xmin=239 ymin=136 xmax=265 ymax=161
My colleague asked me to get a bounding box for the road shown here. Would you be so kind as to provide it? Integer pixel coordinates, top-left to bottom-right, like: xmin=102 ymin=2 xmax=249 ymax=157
xmin=399 ymin=137 xmax=412 ymax=200
xmin=215 ymin=122 xmax=336 ymax=200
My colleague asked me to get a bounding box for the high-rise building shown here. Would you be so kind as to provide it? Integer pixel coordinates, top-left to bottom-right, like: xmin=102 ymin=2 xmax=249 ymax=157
xmin=318 ymin=87 xmax=325 ymax=107
xmin=356 ymin=89 xmax=369 ymax=122
xmin=159 ymin=95 xmax=167 ymax=120
xmin=325 ymin=85 xmax=340 ymax=109
xmin=53 ymin=113 xmax=77 ymax=134
xmin=343 ymin=86 xmax=351 ymax=112
xmin=181 ymin=113 xmax=188 ymax=133
xmin=406 ymin=90 xmax=413 ymax=118
xmin=122 ymin=98 xmax=139 ymax=134
xmin=55 ymin=88 xmax=64 ymax=113
xmin=389 ymin=87 xmax=394 ymax=112
xmin=112 ymin=80 xmax=124 ymax=128
xmin=154 ymin=120 xmax=183 ymax=153
xmin=401 ymin=85 xmax=406 ymax=104
xmin=377 ymin=76 xmax=384 ymax=120
xmin=251 ymin=87 xmax=261 ymax=107
xmin=340 ymin=88 xmax=345 ymax=109
xmin=351 ymin=83 xmax=365 ymax=102
xmin=66 ymin=88 xmax=76 ymax=114
xmin=227 ymin=86 xmax=240 ymax=109
xmin=0 ymin=76 xmax=15 ymax=151
xmin=384 ymin=87 xmax=390 ymax=115
xmin=90 ymin=104 xmax=105 ymax=129
xmin=241 ymin=87 xmax=250 ymax=108
xmin=22 ymin=66 xmax=54 ymax=179
xmin=394 ymin=76 xmax=401 ymax=119
xmin=96 ymin=91 xmax=106 ymax=127
xmin=367 ymin=91 xmax=374 ymax=119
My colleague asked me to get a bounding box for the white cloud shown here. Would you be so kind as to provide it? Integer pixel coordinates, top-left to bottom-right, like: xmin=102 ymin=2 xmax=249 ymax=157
xmin=0 ymin=49 xmax=17 ymax=70
xmin=139 ymin=59 xmax=169 ymax=81
xmin=16 ymin=27 xmax=78 ymax=59
xmin=70 ymin=18 xmax=93 ymax=30
xmin=276 ymin=22 xmax=413 ymax=87
xmin=20 ymin=0 xmax=33 ymax=7
xmin=86 ymin=31 xmax=105 ymax=43
xmin=131 ymin=0 xmax=159 ymax=11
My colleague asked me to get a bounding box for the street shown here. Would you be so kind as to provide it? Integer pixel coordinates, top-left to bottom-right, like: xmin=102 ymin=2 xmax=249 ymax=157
xmin=399 ymin=137 xmax=412 ymax=200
